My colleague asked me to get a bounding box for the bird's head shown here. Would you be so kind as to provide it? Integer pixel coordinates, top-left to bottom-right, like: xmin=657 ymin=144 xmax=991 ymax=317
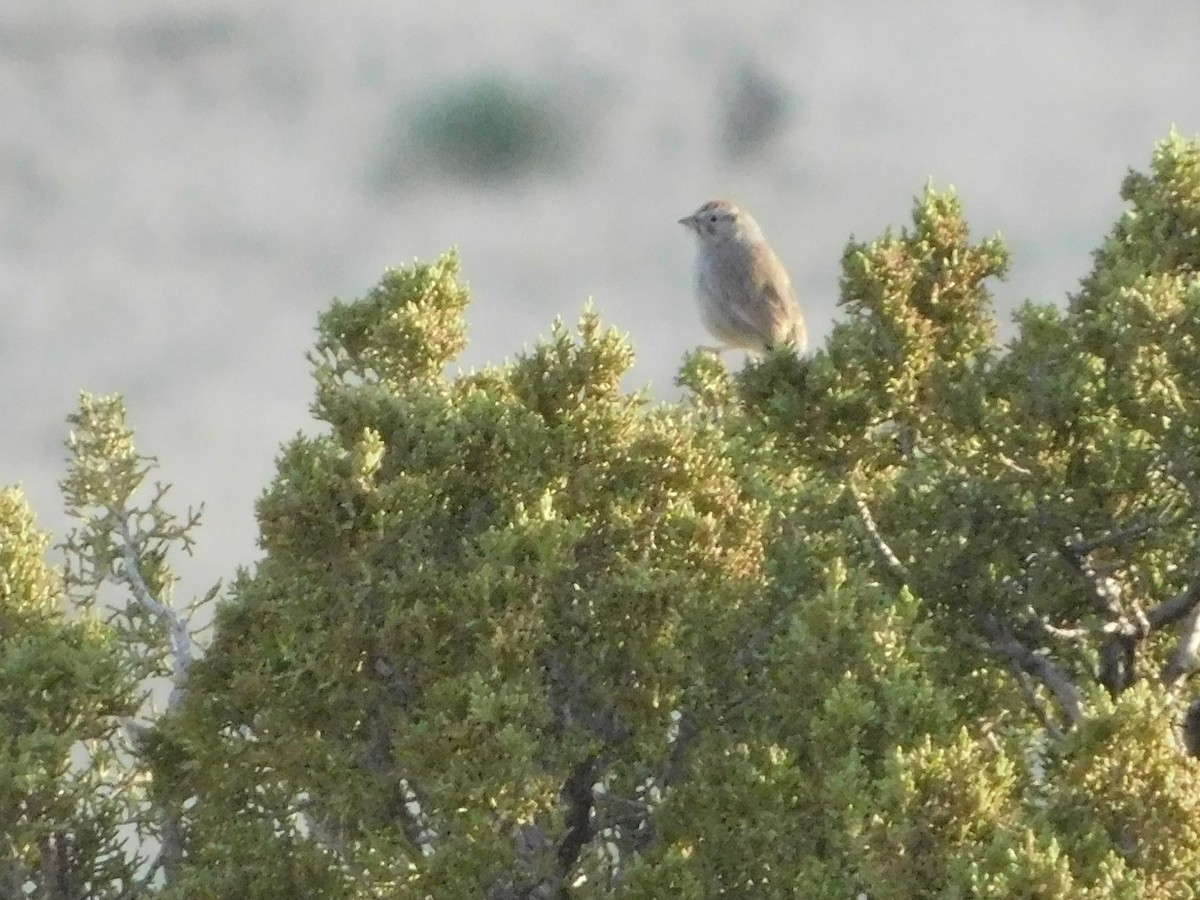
xmin=678 ymin=199 xmax=760 ymax=243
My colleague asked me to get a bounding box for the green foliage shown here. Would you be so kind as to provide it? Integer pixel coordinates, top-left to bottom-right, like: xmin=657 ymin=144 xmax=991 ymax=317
xmin=0 ymin=488 xmax=140 ymax=896
xmin=172 ymin=252 xmax=776 ymax=894
xmin=14 ymin=133 xmax=1200 ymax=897
xmin=60 ymin=393 xmax=208 ymax=681
xmin=166 ymin=133 xmax=1200 ymax=897
xmin=0 ymin=392 xmax=219 ymax=895
xmin=1042 ymin=684 xmax=1200 ymax=895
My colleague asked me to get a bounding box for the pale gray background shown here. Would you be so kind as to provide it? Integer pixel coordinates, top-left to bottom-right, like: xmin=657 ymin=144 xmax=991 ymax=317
xmin=3 ymin=1 xmax=1198 ymax=600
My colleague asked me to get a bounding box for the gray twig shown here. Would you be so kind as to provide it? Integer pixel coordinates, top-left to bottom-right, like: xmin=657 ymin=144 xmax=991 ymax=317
xmin=117 ymin=516 xmax=193 ymax=709
xmin=979 ymin=613 xmax=1083 ymax=729
xmin=1163 ymin=602 xmax=1200 ymax=687
xmin=849 ymin=482 xmax=911 ymax=582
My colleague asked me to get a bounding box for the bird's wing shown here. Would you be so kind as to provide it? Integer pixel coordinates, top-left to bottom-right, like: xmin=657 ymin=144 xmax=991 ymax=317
xmin=724 ymin=243 xmax=801 ymax=346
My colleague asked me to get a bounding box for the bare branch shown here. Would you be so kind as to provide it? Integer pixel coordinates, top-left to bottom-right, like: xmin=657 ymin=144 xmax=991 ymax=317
xmin=556 ymin=755 xmax=599 ymax=876
xmin=112 ymin=513 xmax=198 ymax=885
xmin=1058 ymin=527 xmax=1200 ymax=697
xmin=117 ymin=516 xmax=193 ymax=709
xmin=848 ymin=482 xmax=911 ymax=583
xmin=1163 ymin=603 xmax=1200 ymax=688
xmin=996 ymin=453 xmax=1033 ymax=476
xmin=1148 ymin=580 xmax=1200 ymax=629
xmin=979 ymin=613 xmax=1083 ymax=730
xmin=846 ymin=484 xmax=1086 ymax=731
xmin=1098 ymin=634 xmax=1137 ymax=697
xmin=1182 ymin=699 xmax=1200 ymax=757
xmin=1062 ymin=521 xmax=1158 ymax=557
xmin=1033 ymin=614 xmax=1148 ymax=642
xmin=1010 ymin=667 xmax=1065 ymax=742
xmin=663 ymin=710 xmax=699 ymax=789
xmin=1058 ymin=534 xmax=1127 ymax=620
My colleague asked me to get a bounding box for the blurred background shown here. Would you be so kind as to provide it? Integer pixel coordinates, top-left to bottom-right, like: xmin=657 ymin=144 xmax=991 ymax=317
xmin=3 ymin=1 xmax=1199 ymax=599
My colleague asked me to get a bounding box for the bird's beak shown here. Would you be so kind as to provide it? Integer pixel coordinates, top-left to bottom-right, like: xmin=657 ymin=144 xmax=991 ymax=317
xmin=677 ymin=215 xmax=694 ymax=228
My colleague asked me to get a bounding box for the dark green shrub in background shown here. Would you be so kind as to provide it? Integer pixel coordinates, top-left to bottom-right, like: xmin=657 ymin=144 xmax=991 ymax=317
xmin=374 ymin=76 xmax=576 ymax=190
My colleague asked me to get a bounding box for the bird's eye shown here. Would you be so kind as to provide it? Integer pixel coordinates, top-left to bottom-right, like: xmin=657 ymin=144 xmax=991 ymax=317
xmin=709 ymin=214 xmax=718 ymax=222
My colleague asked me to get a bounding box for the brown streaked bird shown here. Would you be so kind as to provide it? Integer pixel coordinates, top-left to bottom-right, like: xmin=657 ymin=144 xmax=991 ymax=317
xmin=678 ymin=199 xmax=807 ymax=354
